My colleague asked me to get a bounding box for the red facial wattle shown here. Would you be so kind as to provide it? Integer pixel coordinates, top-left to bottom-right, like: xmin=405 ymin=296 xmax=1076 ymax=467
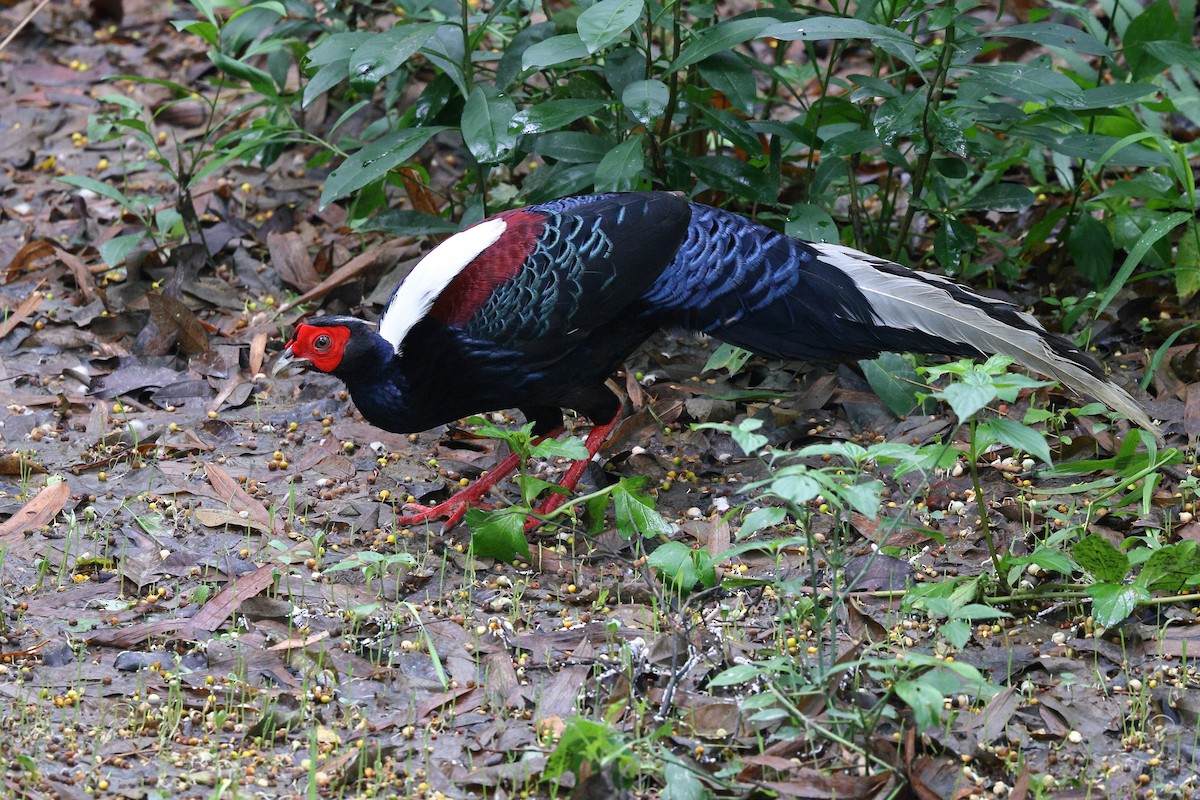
xmin=288 ymin=324 xmax=351 ymax=373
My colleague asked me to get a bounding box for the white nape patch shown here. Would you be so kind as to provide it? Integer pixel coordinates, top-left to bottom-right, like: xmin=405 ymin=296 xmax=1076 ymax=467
xmin=378 ymin=217 xmax=508 ymax=352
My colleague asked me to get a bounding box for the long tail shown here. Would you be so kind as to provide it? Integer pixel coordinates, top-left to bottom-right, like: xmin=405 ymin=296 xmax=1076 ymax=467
xmin=647 ymin=204 xmax=1159 ymax=437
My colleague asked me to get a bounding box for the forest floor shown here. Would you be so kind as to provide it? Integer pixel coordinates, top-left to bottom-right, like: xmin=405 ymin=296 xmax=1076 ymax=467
xmin=1 ymin=0 xmax=1199 ymax=798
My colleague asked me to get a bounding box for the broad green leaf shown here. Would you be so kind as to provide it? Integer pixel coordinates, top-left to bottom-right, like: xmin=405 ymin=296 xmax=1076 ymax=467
xmin=671 ymin=17 xmax=776 ymax=70
xmin=348 ymin=24 xmax=439 ymax=92
xmin=97 ymin=233 xmax=146 ymax=268
xmin=58 ymin=175 xmax=133 ymax=207
xmin=320 ymin=126 xmax=445 ymax=207
xmin=769 ymin=474 xmax=820 ymax=506
xmin=496 ymin=22 xmax=555 ymax=89
xmin=1176 ymin=221 xmax=1200 ymax=300
xmin=363 ymin=209 xmax=460 ymax=236
xmin=894 ymin=679 xmax=945 ymax=731
xmin=983 ymin=22 xmax=1110 ymax=55
xmin=709 ymin=663 xmax=761 ymax=687
xmin=304 ymin=60 xmax=351 ymax=107
xmin=1087 ymin=582 xmax=1147 ymax=628
xmin=662 ymin=761 xmax=705 ymax=800
xmin=461 ymin=86 xmax=518 ymax=164
xmin=940 ymin=619 xmax=971 ymax=649
xmin=1139 ymin=542 xmax=1200 ymax=593
xmin=1050 ymin=133 xmax=1171 ymax=168
xmin=305 ymin=31 xmax=371 ymax=67
xmin=1072 ymin=533 xmax=1129 ymax=584
xmin=785 ymin=204 xmax=837 ymax=243
xmin=703 ymin=342 xmax=752 ymax=375
xmin=980 ymin=417 xmax=1051 ymax=465
xmin=739 ymin=507 xmax=786 ymax=538
xmin=1093 ymin=210 xmax=1191 ymax=319
xmin=466 ymin=508 xmax=531 ymax=562
xmin=684 ymin=155 xmax=776 ymax=204
xmin=698 ymin=51 xmax=757 ymax=113
xmin=648 ymin=541 xmax=698 ymax=589
xmin=761 ymin=17 xmax=920 ymax=71
xmin=511 ymin=100 xmax=606 ymax=136
xmin=940 ymin=371 xmax=998 ymax=421
xmin=533 ymin=132 xmax=611 ymax=164
xmin=211 ymin=51 xmax=277 ymax=97
xmin=521 ymin=161 xmax=598 ymax=203
xmin=860 ymin=352 xmax=930 ymax=417
xmin=576 ymin=0 xmax=643 ymax=54
xmin=1068 ymin=215 xmax=1114 ymax=287
xmin=622 ymin=79 xmax=669 ymax=126
xmin=962 ymin=63 xmax=1084 ymax=107
xmin=529 ymin=435 xmax=589 ymax=461
xmin=594 ymin=134 xmax=644 ymax=192
xmin=962 ymin=183 xmax=1036 ymax=212
xmin=836 ymin=479 xmax=883 ymax=518
xmin=1076 ymin=83 xmax=1159 ymax=110
xmin=522 ymin=33 xmax=589 ymax=70
xmin=612 ymin=478 xmax=670 ymax=538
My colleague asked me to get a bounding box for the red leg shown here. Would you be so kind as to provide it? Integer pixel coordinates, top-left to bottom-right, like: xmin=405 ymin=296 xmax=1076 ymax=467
xmin=397 ymin=427 xmax=563 ymax=529
xmin=527 ymin=412 xmax=621 ymax=526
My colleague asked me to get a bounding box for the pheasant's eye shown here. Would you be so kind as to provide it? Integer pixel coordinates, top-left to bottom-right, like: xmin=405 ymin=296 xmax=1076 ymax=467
xmin=313 ymin=334 xmax=332 ymax=351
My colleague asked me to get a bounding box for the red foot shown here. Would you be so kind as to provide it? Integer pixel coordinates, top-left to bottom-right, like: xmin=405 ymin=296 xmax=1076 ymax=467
xmin=525 ymin=414 xmax=620 ymax=530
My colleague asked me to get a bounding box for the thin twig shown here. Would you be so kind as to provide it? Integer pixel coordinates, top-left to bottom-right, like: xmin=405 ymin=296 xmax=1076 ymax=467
xmin=0 ymin=0 xmax=53 ymax=53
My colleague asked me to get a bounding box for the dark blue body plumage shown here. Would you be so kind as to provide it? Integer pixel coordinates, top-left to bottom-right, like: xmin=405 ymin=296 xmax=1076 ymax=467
xmin=286 ymin=191 xmax=1153 ymax=438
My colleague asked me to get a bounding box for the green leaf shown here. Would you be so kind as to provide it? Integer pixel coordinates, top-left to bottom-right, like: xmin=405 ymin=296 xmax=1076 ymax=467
xmin=363 ymin=209 xmax=460 ymax=236
xmin=522 ymin=33 xmax=590 ymax=70
xmin=1068 ymin=215 xmax=1114 ymax=287
xmin=576 ymin=0 xmax=644 ymax=54
xmin=894 ymin=679 xmax=945 ymax=731
xmin=768 ymin=474 xmax=821 ymax=506
xmin=785 ymin=204 xmax=838 ymax=243
xmin=1072 ymin=533 xmax=1130 ymax=584
xmin=962 ymin=63 xmax=1084 ymax=107
xmin=1175 ymin=220 xmax=1200 ymax=300
xmin=622 ymin=79 xmax=669 ymax=126
xmin=940 ymin=619 xmax=971 ymax=649
xmin=211 ymin=51 xmax=277 ymax=97
xmin=529 ymin=435 xmax=589 ymax=461
xmin=320 ymin=127 xmax=445 ymax=207
xmin=648 ymin=541 xmax=698 ymax=589
xmin=703 ymin=342 xmax=752 ymax=375
xmin=980 ymin=417 xmax=1051 ymax=465
xmin=983 ymin=22 xmax=1110 ymax=55
xmin=940 ymin=371 xmax=998 ymax=421
xmin=97 ymin=233 xmax=147 ymax=268
xmin=1139 ymin=542 xmax=1200 ymax=593
xmin=962 ymin=183 xmax=1036 ymax=212
xmin=306 ymin=32 xmax=372 ymax=67
xmin=860 ymin=352 xmax=930 ymax=417
xmin=739 ymin=507 xmax=786 ymax=537
xmin=709 ymin=663 xmax=761 ymax=687
xmin=534 ymin=132 xmax=611 ymax=164
xmin=760 ymin=17 xmax=920 ymax=71
xmin=1093 ymin=210 xmax=1191 ymax=319
xmin=594 ymin=134 xmax=644 ymax=192
xmin=347 ymin=24 xmax=439 ymax=92
xmin=58 ymin=175 xmax=133 ymax=208
xmin=1087 ymin=582 xmax=1146 ymax=628
xmin=662 ymin=762 xmax=705 ymax=800
xmin=612 ymin=478 xmax=670 ymax=539
xmin=461 ymin=86 xmax=518 ymax=164
xmin=671 ymin=17 xmax=776 ymax=70
xmin=467 ymin=508 xmax=531 ymax=562
xmin=511 ymin=100 xmax=606 ymax=135
xmin=683 ymin=155 xmax=776 ymax=204
xmin=835 ymin=479 xmax=883 ymax=519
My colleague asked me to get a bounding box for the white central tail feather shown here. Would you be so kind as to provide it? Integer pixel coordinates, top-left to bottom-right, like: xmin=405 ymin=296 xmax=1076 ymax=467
xmin=812 ymin=244 xmax=1159 ymax=436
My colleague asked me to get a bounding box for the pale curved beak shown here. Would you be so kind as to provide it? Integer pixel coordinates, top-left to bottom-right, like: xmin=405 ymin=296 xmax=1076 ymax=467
xmin=272 ymin=345 xmax=309 ymax=376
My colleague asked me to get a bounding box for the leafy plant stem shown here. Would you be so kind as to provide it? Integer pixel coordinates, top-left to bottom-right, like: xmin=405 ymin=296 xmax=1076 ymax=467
xmin=890 ymin=19 xmax=956 ymax=262
xmin=969 ymin=419 xmax=1005 ymax=589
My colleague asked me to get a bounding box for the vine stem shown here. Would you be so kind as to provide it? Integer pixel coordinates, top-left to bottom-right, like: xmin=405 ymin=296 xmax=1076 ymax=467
xmin=891 ymin=22 xmax=957 ymax=262
xmin=969 ymin=420 xmax=1005 ymax=588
